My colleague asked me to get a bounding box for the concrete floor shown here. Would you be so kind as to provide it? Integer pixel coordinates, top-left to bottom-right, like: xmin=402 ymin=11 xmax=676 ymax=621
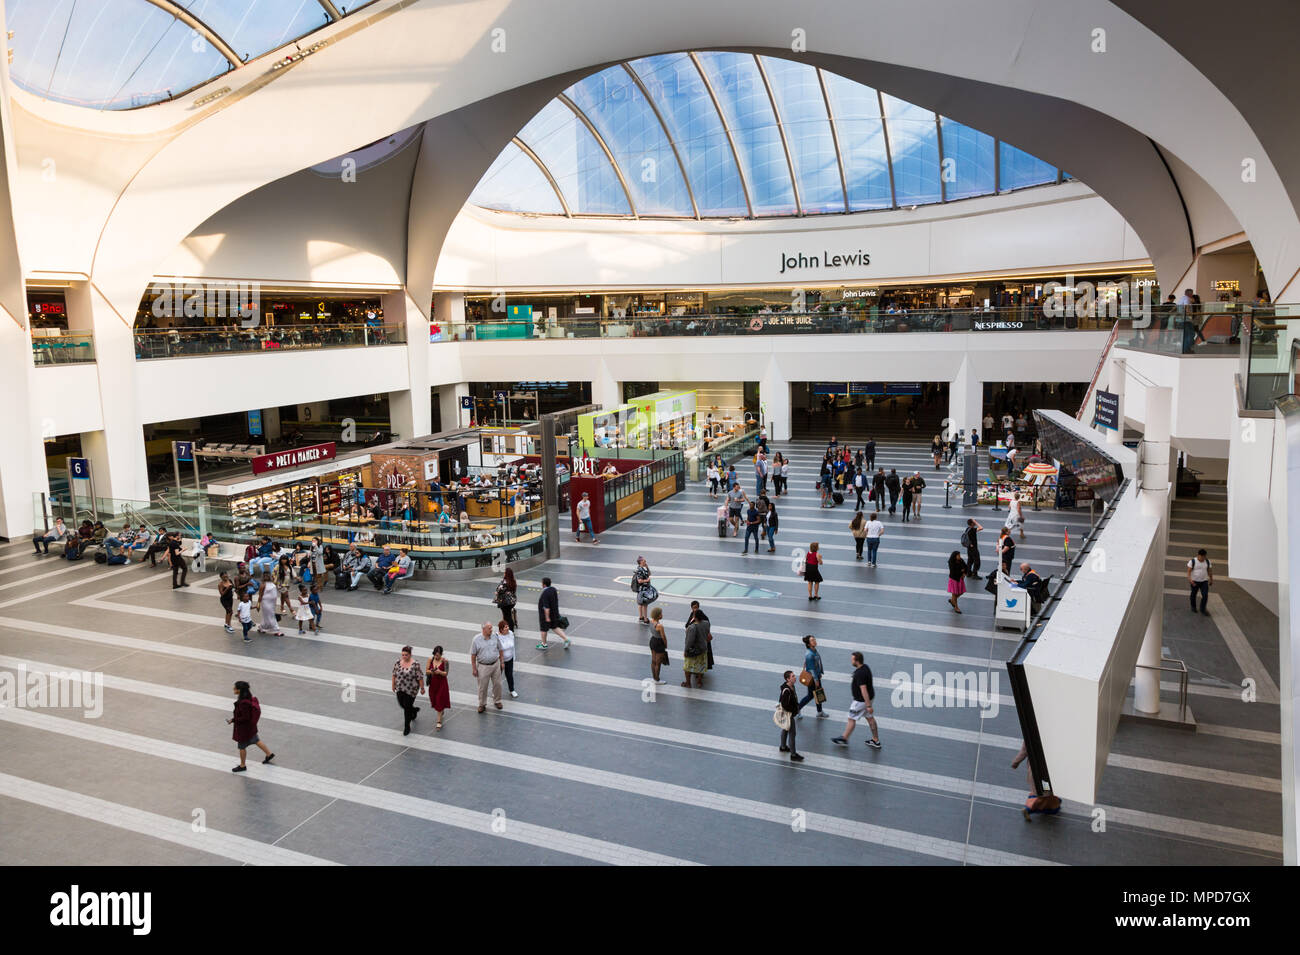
xmin=0 ymin=431 xmax=1281 ymax=865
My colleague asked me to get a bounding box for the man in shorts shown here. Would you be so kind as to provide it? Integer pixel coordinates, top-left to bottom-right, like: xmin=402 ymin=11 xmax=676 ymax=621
xmin=574 ymin=491 xmax=598 ymax=544
xmin=833 ymin=651 xmax=882 ymax=749
xmin=725 ymin=481 xmax=747 ymax=537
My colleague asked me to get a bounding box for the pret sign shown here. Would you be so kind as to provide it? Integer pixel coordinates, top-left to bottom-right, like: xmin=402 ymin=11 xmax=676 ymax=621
xmin=1094 ymin=389 xmax=1120 ymax=431
xmin=251 ymin=442 xmax=337 ymax=475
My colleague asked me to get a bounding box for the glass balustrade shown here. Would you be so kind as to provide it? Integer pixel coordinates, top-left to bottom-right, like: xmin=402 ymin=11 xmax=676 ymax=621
xmin=133 ymin=323 xmax=406 ymax=359
xmin=31 ymin=330 xmax=96 ymax=365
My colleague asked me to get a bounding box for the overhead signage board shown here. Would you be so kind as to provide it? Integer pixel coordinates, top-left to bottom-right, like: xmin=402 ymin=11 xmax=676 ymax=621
xmin=251 ymin=442 xmax=337 ymax=475
xmin=68 ymin=457 xmax=91 ymax=479
xmin=1094 ymin=390 xmax=1120 ymax=431
xmin=247 ymin=409 xmax=263 ymax=437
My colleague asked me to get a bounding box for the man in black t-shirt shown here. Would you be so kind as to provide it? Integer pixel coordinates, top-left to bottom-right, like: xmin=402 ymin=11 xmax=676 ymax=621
xmin=166 ymin=532 xmax=189 ymax=589
xmin=833 ymin=652 xmax=881 ymax=749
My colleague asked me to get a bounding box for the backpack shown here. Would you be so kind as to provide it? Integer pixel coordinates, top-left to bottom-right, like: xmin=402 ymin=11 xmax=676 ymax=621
xmin=244 ymin=543 xmax=256 ymax=562
xmin=685 ymin=621 xmax=707 ymax=656
xmin=960 ymin=527 xmax=974 ymax=548
xmin=495 ymin=582 xmax=517 ymax=608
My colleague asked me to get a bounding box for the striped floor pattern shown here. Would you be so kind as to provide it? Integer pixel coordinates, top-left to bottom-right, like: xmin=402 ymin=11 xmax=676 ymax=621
xmin=0 ymin=437 xmax=1282 ymax=865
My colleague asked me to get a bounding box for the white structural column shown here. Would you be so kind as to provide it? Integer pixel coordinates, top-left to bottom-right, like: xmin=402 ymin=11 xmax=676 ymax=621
xmin=64 ymin=281 xmax=150 ymax=506
xmin=1107 ymin=357 xmax=1126 ymax=446
xmin=947 ymin=356 xmax=983 ymax=442
xmin=382 ymin=289 xmax=431 ymax=441
xmin=759 ymin=357 xmax=790 ymax=441
xmin=437 ymin=383 xmax=470 ymax=430
xmin=0 ymin=318 xmax=43 ymax=538
xmin=1134 ymin=385 xmax=1173 ymax=715
xmin=590 ymin=360 xmax=620 ymax=411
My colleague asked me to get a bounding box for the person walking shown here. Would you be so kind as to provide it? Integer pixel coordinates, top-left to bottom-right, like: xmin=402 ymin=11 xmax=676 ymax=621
xmin=706 ymin=461 xmax=720 ymax=498
xmin=494 ymin=566 xmax=519 ymax=632
xmin=850 ymin=511 xmax=868 ymax=560
xmin=294 ymin=585 xmax=316 ymax=634
xmin=392 ymin=645 xmax=424 ymax=735
xmin=961 ymin=518 xmax=984 ymax=578
xmin=217 ymin=572 xmax=235 ymax=633
xmin=832 ymin=652 xmax=882 ymax=749
xmin=1005 ymin=490 xmax=1026 ymax=541
xmin=236 ymin=593 xmax=254 ymax=643
xmin=885 ymin=469 xmax=901 ymax=517
xmin=424 ymin=646 xmax=451 ymax=729
xmin=804 ymin=541 xmax=824 ymax=600
xmin=497 ymin=619 xmax=518 ymax=698
xmin=852 ymin=466 xmax=867 ymax=511
xmin=778 ymin=671 xmax=803 ymax=762
xmin=871 ymin=467 xmax=886 ymax=510
xmin=865 ymin=512 xmax=884 ymax=567
xmin=931 ymin=434 xmax=943 ymax=469
xmin=997 ymin=527 xmax=1017 ymax=576
xmin=633 ymin=556 xmax=655 ymax=622
xmin=726 ymin=481 xmax=747 ymax=536
xmin=470 ymin=621 xmax=504 ymax=712
xmin=536 ymin=576 xmax=570 ymax=650
xmin=308 ymin=583 xmax=323 ymax=632
xmin=864 ymin=437 xmax=876 ymax=471
xmin=167 ymin=532 xmax=189 ymax=589
xmin=227 ymin=681 xmax=274 ymax=772
xmin=742 ymin=501 xmax=762 ymax=554
xmin=764 ymin=499 xmax=779 ymax=553
xmin=574 ymin=491 xmax=599 ymax=544
xmin=798 ymin=635 xmax=828 ymax=719
xmin=1188 ymin=548 xmax=1213 ymax=615
xmin=648 ymin=606 xmax=669 ymax=685
xmin=256 ymin=573 xmax=283 ymax=636
xmin=772 ymin=452 xmax=787 ymax=497
xmin=900 ymin=475 xmax=914 ymax=524
xmin=947 ymin=551 xmax=968 ymax=613
xmin=754 ymin=449 xmax=769 ymax=496
xmin=681 ymin=612 xmax=709 ymax=688
xmin=911 ymin=472 xmax=926 ymax=520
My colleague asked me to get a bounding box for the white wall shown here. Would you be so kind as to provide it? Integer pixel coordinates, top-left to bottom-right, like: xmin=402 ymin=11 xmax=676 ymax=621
xmin=1231 ymin=410 xmax=1279 ymax=609
xmin=29 ymin=363 xmax=104 ymax=437
xmin=435 ymin=184 xmax=1147 ymax=291
xmin=1112 ymin=348 xmax=1240 ymax=458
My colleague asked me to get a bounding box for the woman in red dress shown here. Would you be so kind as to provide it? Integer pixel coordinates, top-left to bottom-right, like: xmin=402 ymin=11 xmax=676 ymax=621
xmin=426 ymin=645 xmax=451 ymax=730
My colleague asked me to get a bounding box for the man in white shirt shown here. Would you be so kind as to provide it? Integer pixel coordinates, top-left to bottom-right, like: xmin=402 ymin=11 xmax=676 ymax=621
xmin=1187 ymin=548 xmax=1213 ymax=615
xmin=983 ymin=413 xmax=994 ymax=435
xmin=470 ymin=621 xmax=505 ymax=711
xmin=1001 ymin=413 xmax=1014 ymax=433
xmin=864 ymin=511 xmax=885 ymax=567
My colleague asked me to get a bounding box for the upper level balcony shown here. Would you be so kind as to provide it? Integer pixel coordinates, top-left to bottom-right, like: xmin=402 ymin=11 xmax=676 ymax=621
xmin=132 ymin=322 xmax=407 ymax=360
xmin=440 ymin=305 xmax=1117 ymax=342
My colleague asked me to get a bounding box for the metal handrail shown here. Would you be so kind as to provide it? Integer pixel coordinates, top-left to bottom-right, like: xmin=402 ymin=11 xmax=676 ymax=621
xmin=1134 ymin=658 xmax=1189 ymax=723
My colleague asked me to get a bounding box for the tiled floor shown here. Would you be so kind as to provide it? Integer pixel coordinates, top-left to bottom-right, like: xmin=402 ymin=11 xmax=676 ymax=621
xmin=0 ymin=427 xmax=1282 ymax=865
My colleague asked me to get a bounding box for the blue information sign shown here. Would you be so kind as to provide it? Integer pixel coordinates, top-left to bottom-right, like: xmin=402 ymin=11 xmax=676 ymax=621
xmin=247 ymin=409 xmax=263 ymax=436
xmin=68 ymin=457 xmax=90 ymax=479
xmin=460 ymin=395 xmax=473 ymax=410
xmin=1094 ymin=390 xmax=1120 ymax=431
xmin=176 ymin=441 xmax=194 ymax=462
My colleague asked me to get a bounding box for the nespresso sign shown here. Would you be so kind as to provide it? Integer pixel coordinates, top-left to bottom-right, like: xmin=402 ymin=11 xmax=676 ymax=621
xmin=251 ymin=442 xmax=337 ymax=474
xmin=779 ymin=250 xmax=870 ymax=275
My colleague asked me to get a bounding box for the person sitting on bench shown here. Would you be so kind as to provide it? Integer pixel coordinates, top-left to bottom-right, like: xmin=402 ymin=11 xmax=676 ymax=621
xmin=383 ymin=548 xmax=414 ymax=595
xmin=368 ymin=545 xmax=396 ymax=589
xmin=33 ymin=518 xmax=71 ymax=555
xmin=343 ymin=546 xmax=371 ymax=591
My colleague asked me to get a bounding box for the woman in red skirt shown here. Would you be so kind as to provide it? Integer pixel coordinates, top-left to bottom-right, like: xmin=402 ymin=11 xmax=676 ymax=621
xmin=425 ymin=645 xmax=451 ymax=730
xmin=947 ymin=551 xmax=968 ymax=613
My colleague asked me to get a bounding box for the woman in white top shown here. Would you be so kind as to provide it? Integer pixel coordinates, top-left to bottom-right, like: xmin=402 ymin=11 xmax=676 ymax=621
xmin=1005 ymin=491 xmax=1026 ymax=541
xmin=497 ymin=619 xmax=518 ymax=698
xmin=706 ymin=463 xmax=720 ymax=498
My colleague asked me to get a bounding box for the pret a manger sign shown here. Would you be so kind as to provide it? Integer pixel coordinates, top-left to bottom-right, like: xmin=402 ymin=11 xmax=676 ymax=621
xmin=251 ymin=442 xmax=337 ymax=475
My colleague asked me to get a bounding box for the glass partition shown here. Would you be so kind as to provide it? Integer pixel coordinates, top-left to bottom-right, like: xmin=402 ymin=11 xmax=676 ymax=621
xmin=31 ymin=330 xmax=96 ymax=365
xmin=1239 ymin=306 xmax=1300 ymax=410
xmin=134 ymin=323 xmax=406 ymax=359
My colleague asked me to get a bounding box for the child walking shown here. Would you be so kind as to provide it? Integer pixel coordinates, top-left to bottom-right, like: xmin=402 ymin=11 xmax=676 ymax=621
xmin=308 ymin=583 xmax=323 ymax=632
xmin=237 ymin=595 xmax=254 ymax=644
xmin=294 ymin=585 xmax=316 ymax=634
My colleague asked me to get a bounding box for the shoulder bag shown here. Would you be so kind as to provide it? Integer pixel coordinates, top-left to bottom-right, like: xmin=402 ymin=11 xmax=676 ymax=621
xmin=773 ymin=704 xmax=791 ymax=730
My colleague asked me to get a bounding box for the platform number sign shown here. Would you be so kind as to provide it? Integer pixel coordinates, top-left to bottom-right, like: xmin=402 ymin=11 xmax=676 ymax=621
xmin=68 ymin=458 xmax=90 ymax=479
xmin=176 ymin=441 xmax=194 ymax=462
xmin=460 ymin=396 xmax=473 ymax=410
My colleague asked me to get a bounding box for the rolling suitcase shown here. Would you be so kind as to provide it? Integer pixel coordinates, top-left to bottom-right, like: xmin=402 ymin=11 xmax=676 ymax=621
xmin=717 ymin=519 xmax=726 ymax=538
xmin=832 ymin=491 xmax=844 ymax=506
xmin=335 ymin=569 xmax=350 ymax=590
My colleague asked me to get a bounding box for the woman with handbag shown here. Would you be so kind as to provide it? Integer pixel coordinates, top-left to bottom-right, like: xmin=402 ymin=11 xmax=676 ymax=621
xmin=777 ymin=671 xmax=803 ymax=762
xmin=850 ymin=511 xmax=868 ymax=560
xmin=495 ymin=566 xmax=519 ymax=631
xmin=648 ymin=606 xmax=669 ymax=685
xmin=633 ymin=556 xmax=656 ymax=624
xmin=947 ymin=550 xmax=968 ymax=614
xmin=798 ymin=635 xmax=828 ymax=718
xmin=804 ymin=541 xmax=824 ymax=600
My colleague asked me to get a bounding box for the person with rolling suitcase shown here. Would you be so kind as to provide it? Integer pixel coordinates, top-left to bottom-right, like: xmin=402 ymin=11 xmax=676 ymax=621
xmin=716 ymin=502 xmax=728 ymax=538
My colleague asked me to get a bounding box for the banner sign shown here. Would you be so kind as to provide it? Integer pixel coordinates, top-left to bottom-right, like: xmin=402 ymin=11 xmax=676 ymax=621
xmin=251 ymin=442 xmax=337 ymax=475
xmin=1094 ymin=390 xmax=1120 ymax=431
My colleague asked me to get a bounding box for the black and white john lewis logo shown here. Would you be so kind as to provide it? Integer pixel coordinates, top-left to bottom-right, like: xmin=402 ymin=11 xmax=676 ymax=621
xmin=779 ymin=250 xmax=870 ymax=274
xmin=49 ymin=886 xmax=151 ymax=935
